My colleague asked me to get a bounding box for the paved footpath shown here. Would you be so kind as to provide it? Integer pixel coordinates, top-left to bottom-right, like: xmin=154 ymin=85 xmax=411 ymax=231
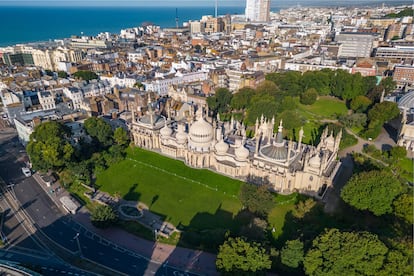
xmin=73 ymin=208 xmax=218 ymax=275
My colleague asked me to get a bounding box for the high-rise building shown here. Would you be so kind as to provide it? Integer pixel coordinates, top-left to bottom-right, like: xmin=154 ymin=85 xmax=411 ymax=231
xmin=245 ymin=0 xmax=270 ymax=22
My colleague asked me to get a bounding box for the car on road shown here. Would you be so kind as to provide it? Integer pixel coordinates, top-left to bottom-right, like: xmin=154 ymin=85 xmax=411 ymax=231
xmin=21 ymin=167 xmax=31 ymax=177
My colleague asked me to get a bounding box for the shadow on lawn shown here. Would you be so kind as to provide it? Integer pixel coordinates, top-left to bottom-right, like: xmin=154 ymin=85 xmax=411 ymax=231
xmin=123 ymin=183 xmax=141 ymax=201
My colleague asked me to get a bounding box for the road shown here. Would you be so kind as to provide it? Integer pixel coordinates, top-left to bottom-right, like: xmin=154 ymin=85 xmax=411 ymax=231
xmin=0 ymin=127 xmax=199 ymax=275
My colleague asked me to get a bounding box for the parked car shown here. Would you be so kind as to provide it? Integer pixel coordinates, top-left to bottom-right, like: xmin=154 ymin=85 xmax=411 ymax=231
xmin=22 ymin=167 xmax=31 ymax=177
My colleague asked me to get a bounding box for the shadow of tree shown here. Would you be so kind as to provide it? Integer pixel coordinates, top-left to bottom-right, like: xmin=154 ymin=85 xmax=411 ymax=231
xmin=123 ymin=183 xmax=140 ymax=201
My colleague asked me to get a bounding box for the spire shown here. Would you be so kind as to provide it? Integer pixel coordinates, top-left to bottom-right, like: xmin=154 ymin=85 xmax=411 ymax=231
xmin=278 ymin=119 xmax=283 ymax=133
xmin=298 ymin=126 xmax=304 ymax=151
xmin=276 ymin=120 xmax=283 ymax=143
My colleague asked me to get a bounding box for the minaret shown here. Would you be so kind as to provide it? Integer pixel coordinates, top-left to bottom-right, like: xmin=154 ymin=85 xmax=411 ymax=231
xmin=276 ymin=120 xmax=283 ymax=143
xmin=131 ymin=108 xmax=136 ymax=123
xmin=298 ymin=127 xmax=304 ymax=151
xmin=215 ymin=0 xmax=218 ymax=18
xmin=147 ymin=96 xmax=154 ymax=126
xmin=287 ymin=139 xmax=293 ymax=163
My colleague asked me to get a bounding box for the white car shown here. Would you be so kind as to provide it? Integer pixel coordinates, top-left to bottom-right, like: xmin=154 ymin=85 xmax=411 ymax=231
xmin=22 ymin=167 xmax=31 ymax=177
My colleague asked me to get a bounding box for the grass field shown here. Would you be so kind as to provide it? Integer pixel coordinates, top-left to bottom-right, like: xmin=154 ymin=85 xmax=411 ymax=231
xmin=268 ymin=193 xmax=299 ymax=238
xmin=96 ymin=147 xmax=243 ymax=231
xmin=298 ymin=96 xmax=348 ymax=120
xmin=398 ymin=157 xmax=414 ymax=183
xmin=295 ymin=96 xmax=348 ymax=144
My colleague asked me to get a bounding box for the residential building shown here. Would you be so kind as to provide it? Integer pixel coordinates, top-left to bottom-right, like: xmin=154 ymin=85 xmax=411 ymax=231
xmin=245 ymin=0 xmax=270 ymax=22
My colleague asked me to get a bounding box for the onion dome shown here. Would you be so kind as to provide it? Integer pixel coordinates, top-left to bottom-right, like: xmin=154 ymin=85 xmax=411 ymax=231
xmin=325 ymin=133 xmax=335 ymax=148
xmin=188 ymin=114 xmax=213 ymax=144
xmin=176 ymin=124 xmax=187 ymax=144
xmin=215 ymin=139 xmax=229 ymax=155
xmin=187 ymin=107 xmax=214 ymax=152
xmin=309 ymin=154 xmax=321 ymax=168
xmin=235 ymin=140 xmax=250 ymax=160
xmin=160 ymin=122 xmax=172 ymax=137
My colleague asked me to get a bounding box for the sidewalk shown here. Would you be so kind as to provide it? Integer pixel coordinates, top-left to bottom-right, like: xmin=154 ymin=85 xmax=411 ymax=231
xmin=34 ymin=174 xmax=218 ymax=275
xmin=74 ymin=209 xmax=218 ymax=275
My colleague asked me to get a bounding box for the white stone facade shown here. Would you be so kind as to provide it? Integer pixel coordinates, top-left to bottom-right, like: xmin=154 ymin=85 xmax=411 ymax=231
xmin=131 ymin=104 xmax=342 ymax=197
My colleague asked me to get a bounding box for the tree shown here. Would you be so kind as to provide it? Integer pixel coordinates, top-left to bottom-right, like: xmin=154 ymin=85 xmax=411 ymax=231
xmin=84 ymin=117 xmax=114 ymax=148
xmin=277 ymin=110 xmax=303 ymax=133
xmin=304 ymin=229 xmax=388 ymax=276
xmin=255 ymin=80 xmax=280 ymax=98
xmin=216 ymin=237 xmax=271 ymax=274
xmin=230 ymin=87 xmax=255 ymax=110
xmin=389 ymin=146 xmax=407 ymax=161
xmin=350 ymin=96 xmax=371 ymax=113
xmin=341 ymin=170 xmax=403 ymax=216
xmin=246 ymin=94 xmax=279 ymax=125
xmin=281 ymin=239 xmax=304 ymax=268
xmin=300 ymin=88 xmax=318 ymax=105
xmin=57 ymin=71 xmax=68 ymax=78
xmin=239 ymin=183 xmax=274 ymax=218
xmin=393 ymin=193 xmax=413 ymax=224
xmin=379 ymin=250 xmax=413 ymax=276
xmin=27 ymin=121 xmax=74 ymax=171
xmin=266 ymin=71 xmax=302 ymax=96
xmin=280 ymin=96 xmax=297 ymax=112
xmin=339 ymin=113 xmax=367 ymax=128
xmin=90 ymin=205 xmax=118 ymax=228
xmin=73 ymin=70 xmax=98 ymax=81
xmin=368 ymin=101 xmax=400 ymax=123
xmin=239 ymin=217 xmax=268 ymax=241
xmin=379 ymin=77 xmax=396 ymax=94
xmin=207 ymin=88 xmax=233 ymax=115
xmin=113 ymin=127 xmax=130 ymax=147
xmin=292 ymin=198 xmax=317 ymax=219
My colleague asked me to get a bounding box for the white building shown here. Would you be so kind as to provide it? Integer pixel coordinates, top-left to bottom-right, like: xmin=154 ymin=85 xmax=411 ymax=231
xmin=245 ymin=0 xmax=270 ymax=22
xmin=131 ymin=104 xmax=341 ymax=197
xmin=143 ymin=71 xmax=208 ymax=96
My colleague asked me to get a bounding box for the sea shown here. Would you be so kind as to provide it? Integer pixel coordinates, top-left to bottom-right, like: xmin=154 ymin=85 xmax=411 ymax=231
xmin=0 ymin=1 xmax=411 ymax=47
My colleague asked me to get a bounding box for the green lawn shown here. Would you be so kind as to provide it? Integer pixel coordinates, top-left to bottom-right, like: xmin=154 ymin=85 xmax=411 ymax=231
xmin=398 ymin=157 xmax=414 ymax=183
xmin=96 ymin=147 xmax=243 ymax=231
xmin=298 ymin=96 xmax=348 ymax=120
xmin=268 ymin=193 xmax=299 ymax=239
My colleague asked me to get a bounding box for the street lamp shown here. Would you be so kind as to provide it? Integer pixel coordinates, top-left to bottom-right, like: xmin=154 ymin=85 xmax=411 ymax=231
xmin=73 ymin=232 xmax=82 ymax=257
xmin=154 ymin=229 xmax=158 ymax=241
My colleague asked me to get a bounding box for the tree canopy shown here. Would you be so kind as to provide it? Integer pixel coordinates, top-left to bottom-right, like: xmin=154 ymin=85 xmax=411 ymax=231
xmin=304 ymin=229 xmax=388 ymax=276
xmin=84 ymin=117 xmax=114 ymax=148
xmin=300 ymin=88 xmax=318 ymax=105
xmin=341 ymin=170 xmax=403 ymax=216
xmin=27 ymin=121 xmax=74 ymax=171
xmin=239 ymin=183 xmax=274 ymax=218
xmin=73 ymin=70 xmax=98 ymax=81
xmin=368 ymin=101 xmax=400 ymax=124
xmin=281 ymin=239 xmax=304 ymax=268
xmin=216 ymin=237 xmax=271 ymax=274
xmin=393 ymin=193 xmax=413 ymax=224
xmin=207 ymin=88 xmax=233 ymax=116
xmin=90 ymin=205 xmax=118 ymax=228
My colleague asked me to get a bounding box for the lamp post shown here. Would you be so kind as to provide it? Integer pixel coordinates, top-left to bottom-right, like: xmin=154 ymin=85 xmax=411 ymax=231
xmin=73 ymin=232 xmax=82 ymax=257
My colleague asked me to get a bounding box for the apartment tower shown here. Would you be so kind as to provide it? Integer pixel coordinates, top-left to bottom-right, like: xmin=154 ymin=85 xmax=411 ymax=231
xmin=245 ymin=0 xmax=270 ymax=22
